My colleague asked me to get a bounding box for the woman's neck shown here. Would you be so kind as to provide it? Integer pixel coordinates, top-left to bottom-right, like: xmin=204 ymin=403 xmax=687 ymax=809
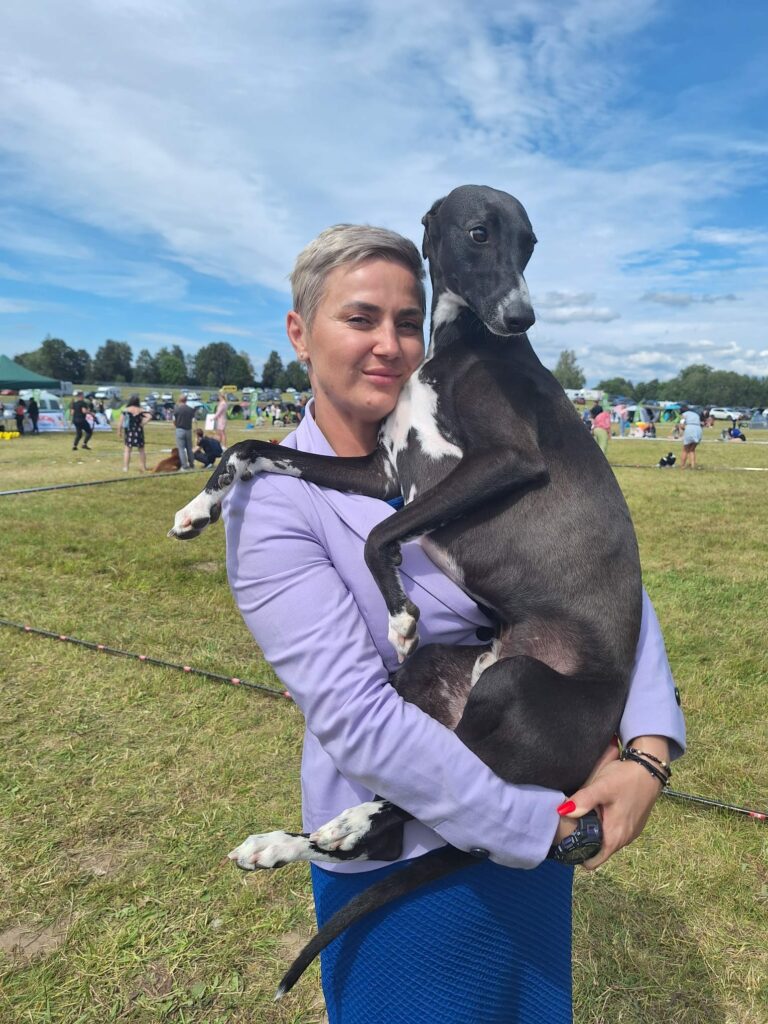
xmin=311 ymin=403 xmax=378 ymax=456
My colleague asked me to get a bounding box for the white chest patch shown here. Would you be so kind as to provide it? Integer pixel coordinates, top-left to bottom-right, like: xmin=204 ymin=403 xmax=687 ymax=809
xmin=383 ymin=373 xmax=463 ymax=462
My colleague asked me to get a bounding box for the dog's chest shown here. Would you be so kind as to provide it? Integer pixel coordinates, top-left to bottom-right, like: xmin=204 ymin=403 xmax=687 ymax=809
xmin=381 ymin=373 xmax=462 ymax=500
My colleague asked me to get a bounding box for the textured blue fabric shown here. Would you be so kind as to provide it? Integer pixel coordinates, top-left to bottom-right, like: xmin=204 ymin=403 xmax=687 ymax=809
xmin=311 ymin=850 xmax=573 ymax=1024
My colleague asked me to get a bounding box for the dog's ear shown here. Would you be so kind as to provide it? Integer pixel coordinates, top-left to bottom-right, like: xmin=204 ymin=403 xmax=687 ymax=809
xmin=421 ymin=195 xmax=445 ymax=259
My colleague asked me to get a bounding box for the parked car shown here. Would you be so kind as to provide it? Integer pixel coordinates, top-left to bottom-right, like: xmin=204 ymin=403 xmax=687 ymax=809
xmin=709 ymin=407 xmax=745 ymax=421
xmin=161 ymin=393 xmax=174 ymax=402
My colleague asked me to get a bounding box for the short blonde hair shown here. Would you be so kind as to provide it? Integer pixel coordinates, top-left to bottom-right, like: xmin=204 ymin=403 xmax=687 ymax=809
xmin=290 ymin=224 xmax=425 ymax=327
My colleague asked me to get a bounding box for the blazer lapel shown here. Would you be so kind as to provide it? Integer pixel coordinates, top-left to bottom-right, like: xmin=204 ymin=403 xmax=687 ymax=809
xmin=293 ymin=411 xmax=490 ymax=630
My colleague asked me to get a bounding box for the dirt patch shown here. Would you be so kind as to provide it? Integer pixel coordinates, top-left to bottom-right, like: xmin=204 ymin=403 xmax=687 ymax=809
xmin=125 ymin=962 xmax=175 ymax=1002
xmin=192 ymin=561 xmax=222 ymax=573
xmin=0 ymin=916 xmax=69 ymax=961
xmin=68 ymin=840 xmax=146 ymax=879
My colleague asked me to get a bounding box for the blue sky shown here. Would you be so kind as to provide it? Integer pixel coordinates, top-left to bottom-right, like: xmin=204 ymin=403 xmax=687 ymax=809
xmin=0 ymin=0 xmax=766 ymax=384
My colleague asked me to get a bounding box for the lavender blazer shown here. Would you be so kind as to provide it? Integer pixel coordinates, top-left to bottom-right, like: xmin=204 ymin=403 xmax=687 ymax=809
xmin=224 ymin=408 xmax=685 ymax=873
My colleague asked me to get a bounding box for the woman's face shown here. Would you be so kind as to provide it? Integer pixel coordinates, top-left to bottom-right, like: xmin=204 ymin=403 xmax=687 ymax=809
xmin=287 ymin=258 xmax=425 ymax=453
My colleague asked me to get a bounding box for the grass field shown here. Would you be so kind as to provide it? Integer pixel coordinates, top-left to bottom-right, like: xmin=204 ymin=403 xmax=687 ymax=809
xmin=1 ymin=418 xmax=766 ymax=1023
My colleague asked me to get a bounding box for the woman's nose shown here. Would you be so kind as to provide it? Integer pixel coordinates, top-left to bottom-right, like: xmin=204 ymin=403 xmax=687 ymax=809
xmin=372 ymin=321 xmax=401 ymax=357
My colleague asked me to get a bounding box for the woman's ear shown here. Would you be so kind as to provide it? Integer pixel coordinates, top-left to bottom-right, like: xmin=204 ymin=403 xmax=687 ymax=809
xmin=286 ymin=310 xmax=309 ymax=362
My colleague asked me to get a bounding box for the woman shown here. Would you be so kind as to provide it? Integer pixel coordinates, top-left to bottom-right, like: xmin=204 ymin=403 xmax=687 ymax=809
xmin=679 ymin=405 xmax=703 ymax=469
xmin=214 ymin=391 xmax=228 ymax=448
xmin=224 ymin=226 xmax=685 ymax=1023
xmin=590 ymin=405 xmax=612 ymax=453
xmin=118 ymin=395 xmax=152 ymax=472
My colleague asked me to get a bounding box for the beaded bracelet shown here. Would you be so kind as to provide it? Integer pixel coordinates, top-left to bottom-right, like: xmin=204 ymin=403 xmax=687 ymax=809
xmin=619 ymin=749 xmax=671 ymax=787
xmin=623 ymin=746 xmax=672 ymax=775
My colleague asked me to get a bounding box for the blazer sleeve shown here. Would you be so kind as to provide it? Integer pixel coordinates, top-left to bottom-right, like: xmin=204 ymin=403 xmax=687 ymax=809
xmin=619 ymin=590 xmax=686 ymax=759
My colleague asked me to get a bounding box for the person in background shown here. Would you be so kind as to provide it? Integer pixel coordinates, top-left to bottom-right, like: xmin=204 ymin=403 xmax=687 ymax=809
xmin=173 ymin=393 xmax=196 ymax=470
xmin=70 ymin=392 xmax=93 ymax=450
xmin=223 ymin=224 xmax=685 ymax=1023
xmin=679 ymin=405 xmax=702 ymax=469
xmin=14 ymin=398 xmax=26 ymax=434
xmin=214 ymin=391 xmax=229 ymax=448
xmin=27 ymin=396 xmax=40 ymax=433
xmin=590 ymin=406 xmax=612 ymax=454
xmin=118 ymin=395 xmax=152 ymax=472
xmin=193 ymin=428 xmax=223 ymax=468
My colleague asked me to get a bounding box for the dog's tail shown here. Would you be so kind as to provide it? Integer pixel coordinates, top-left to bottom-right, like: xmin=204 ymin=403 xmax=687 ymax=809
xmin=274 ymin=845 xmax=474 ymax=999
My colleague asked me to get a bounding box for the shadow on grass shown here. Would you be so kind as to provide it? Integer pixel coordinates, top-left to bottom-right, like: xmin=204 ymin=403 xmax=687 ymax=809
xmin=574 ymin=874 xmax=725 ymax=1023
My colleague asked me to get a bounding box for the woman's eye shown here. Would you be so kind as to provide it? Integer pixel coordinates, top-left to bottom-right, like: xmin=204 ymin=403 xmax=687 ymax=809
xmin=469 ymin=226 xmax=488 ymax=243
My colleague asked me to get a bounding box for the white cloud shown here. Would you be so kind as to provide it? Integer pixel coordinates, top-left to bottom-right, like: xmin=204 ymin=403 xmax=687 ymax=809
xmin=200 ymin=323 xmax=253 ymax=337
xmin=0 ymin=298 xmax=33 ymax=313
xmin=538 ymin=306 xmax=620 ymax=323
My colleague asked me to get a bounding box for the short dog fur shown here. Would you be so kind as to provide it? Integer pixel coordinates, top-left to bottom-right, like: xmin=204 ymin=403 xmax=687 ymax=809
xmin=169 ymin=185 xmax=643 ymax=995
xmin=153 ymin=447 xmax=181 ymax=473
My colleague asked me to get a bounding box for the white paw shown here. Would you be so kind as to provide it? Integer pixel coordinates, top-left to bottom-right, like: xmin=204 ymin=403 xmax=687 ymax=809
xmin=167 ymin=491 xmax=220 ymax=539
xmin=227 ymin=831 xmax=311 ymax=870
xmin=310 ymin=802 xmax=381 ymax=852
xmin=470 ymin=639 xmax=501 ymax=686
xmin=388 ymin=610 xmax=419 ymax=660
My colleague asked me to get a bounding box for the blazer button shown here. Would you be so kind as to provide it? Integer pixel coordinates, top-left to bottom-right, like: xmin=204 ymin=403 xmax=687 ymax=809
xmin=469 ymin=847 xmax=490 ymax=859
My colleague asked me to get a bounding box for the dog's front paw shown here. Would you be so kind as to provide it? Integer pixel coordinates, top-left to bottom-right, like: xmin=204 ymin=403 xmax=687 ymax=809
xmin=167 ymin=492 xmax=222 ymax=540
xmin=388 ymin=603 xmax=420 ymax=661
xmin=310 ymin=802 xmax=382 ymax=852
xmin=227 ymin=831 xmax=311 ymax=870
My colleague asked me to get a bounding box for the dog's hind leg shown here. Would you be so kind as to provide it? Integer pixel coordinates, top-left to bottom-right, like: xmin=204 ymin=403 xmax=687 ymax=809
xmin=454 ymin=655 xmax=626 ymax=796
xmin=168 ymin=440 xmax=398 ymax=539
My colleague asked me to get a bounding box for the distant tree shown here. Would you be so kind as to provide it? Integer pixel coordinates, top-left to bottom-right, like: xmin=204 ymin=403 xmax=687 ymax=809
xmin=552 ymin=349 xmax=585 ymax=390
xmin=92 ymin=340 xmax=133 ymax=382
xmin=192 ymin=341 xmax=253 ymax=388
xmin=597 ymin=376 xmax=635 ymax=400
xmin=170 ymin=345 xmax=190 ymax=385
xmin=260 ymin=350 xmax=285 ymax=388
xmin=75 ymin=349 xmax=93 ymax=383
xmin=634 ymin=379 xmax=662 ymax=403
xmin=281 ymin=359 xmax=310 ymax=391
xmin=154 ymin=347 xmax=187 ymax=385
xmin=230 ymin=352 xmax=255 ymax=388
xmin=133 ymin=348 xmax=159 ymax=383
xmin=15 ymin=336 xmax=91 ymax=382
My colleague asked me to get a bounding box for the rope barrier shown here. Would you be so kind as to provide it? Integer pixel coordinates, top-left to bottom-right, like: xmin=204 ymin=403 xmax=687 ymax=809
xmin=4 ymin=619 xmax=766 ymax=822
xmin=0 ymin=617 xmax=292 ymax=701
xmin=0 ymin=472 xmax=187 ymax=496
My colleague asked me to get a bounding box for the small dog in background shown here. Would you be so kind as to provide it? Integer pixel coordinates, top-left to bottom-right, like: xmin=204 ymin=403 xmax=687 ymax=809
xmin=658 ymin=452 xmax=676 ymax=468
xmin=153 ymin=448 xmax=182 ymax=473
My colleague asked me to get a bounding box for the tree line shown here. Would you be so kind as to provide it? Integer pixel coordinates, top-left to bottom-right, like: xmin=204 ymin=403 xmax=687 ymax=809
xmin=14 ymin=337 xmax=309 ymax=391
xmin=553 ymin=349 xmax=768 ymax=407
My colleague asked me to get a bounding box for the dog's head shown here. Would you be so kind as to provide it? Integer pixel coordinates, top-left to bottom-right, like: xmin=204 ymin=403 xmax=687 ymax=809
xmin=421 ymin=185 xmax=536 ymax=337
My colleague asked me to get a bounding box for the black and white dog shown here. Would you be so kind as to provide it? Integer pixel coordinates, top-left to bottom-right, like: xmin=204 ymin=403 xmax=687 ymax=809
xmin=169 ymin=185 xmax=642 ymax=995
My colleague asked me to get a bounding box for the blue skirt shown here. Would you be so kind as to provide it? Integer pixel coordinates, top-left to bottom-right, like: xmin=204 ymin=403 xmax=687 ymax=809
xmin=311 ymin=849 xmax=573 ymax=1024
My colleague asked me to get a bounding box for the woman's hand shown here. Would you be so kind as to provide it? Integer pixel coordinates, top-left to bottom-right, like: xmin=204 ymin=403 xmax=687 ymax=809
xmin=557 ymin=734 xmax=670 ymax=871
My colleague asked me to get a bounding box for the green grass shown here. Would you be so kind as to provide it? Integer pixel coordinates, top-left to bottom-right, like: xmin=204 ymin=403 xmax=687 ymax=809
xmin=1 ymin=421 xmax=767 ymax=1022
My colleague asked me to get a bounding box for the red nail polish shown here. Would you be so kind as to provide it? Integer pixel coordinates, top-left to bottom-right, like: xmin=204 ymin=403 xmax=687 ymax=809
xmin=557 ymin=800 xmax=576 ymax=815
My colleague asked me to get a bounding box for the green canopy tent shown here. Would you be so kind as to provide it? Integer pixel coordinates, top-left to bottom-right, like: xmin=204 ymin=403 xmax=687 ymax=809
xmin=0 ymin=355 xmax=59 ymax=390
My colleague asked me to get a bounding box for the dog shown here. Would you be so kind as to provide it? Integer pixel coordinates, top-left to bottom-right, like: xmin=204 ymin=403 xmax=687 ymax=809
xmin=169 ymin=185 xmax=643 ymax=995
xmin=658 ymin=452 xmax=676 ymax=468
xmin=153 ymin=447 xmax=181 ymax=473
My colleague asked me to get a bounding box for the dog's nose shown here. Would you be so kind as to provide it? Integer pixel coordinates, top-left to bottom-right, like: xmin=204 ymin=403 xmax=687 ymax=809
xmin=502 ymin=310 xmax=535 ymax=335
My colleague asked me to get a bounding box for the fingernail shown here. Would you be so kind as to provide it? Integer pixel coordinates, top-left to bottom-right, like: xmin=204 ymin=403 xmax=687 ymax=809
xmin=557 ymin=800 xmax=576 ymax=815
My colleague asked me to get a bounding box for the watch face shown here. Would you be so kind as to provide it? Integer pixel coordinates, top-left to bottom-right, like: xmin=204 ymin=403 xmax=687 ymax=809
xmin=557 ymin=838 xmax=601 ymax=865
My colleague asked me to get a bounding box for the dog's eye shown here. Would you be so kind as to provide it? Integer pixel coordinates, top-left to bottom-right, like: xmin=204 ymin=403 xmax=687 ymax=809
xmin=469 ymin=226 xmax=488 ymax=243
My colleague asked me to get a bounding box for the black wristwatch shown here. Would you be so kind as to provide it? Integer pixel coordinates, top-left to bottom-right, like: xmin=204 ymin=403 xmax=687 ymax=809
xmin=547 ymin=810 xmax=602 ymax=865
